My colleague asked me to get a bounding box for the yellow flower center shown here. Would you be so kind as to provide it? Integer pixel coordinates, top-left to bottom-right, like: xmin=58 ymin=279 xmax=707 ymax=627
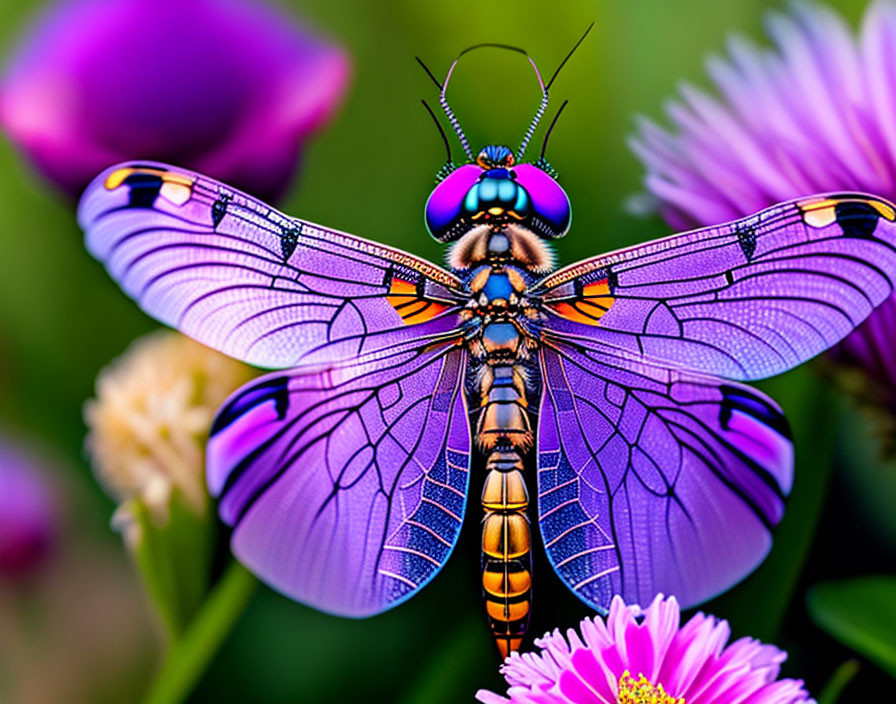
xmin=616 ymin=671 xmax=684 ymax=704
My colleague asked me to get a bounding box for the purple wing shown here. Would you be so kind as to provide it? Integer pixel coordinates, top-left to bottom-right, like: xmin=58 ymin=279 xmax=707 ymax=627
xmin=206 ymin=337 xmax=470 ymax=616
xmin=537 ymin=333 xmax=792 ymax=611
xmin=534 ymin=194 xmax=896 ymax=380
xmin=78 ymin=162 xmax=466 ymax=369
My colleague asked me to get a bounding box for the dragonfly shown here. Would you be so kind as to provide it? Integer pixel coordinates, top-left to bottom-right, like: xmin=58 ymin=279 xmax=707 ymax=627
xmin=77 ymin=37 xmax=896 ymax=657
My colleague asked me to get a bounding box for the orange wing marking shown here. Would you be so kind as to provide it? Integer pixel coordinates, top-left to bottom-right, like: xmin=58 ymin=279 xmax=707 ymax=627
xmin=104 ymin=166 xmax=194 ymax=206
xmin=386 ymin=277 xmax=449 ymax=325
xmin=798 ymin=195 xmax=896 ymax=228
xmin=547 ymin=278 xmax=615 ymax=327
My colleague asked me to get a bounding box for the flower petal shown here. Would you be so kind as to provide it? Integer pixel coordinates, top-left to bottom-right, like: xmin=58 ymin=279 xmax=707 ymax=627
xmin=0 ymin=0 xmax=349 ymax=201
xmin=480 ymin=597 xmax=813 ymax=704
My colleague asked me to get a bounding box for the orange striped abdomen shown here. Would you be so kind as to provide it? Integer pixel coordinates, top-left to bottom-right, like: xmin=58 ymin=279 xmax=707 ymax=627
xmin=477 ymin=363 xmax=533 ymax=657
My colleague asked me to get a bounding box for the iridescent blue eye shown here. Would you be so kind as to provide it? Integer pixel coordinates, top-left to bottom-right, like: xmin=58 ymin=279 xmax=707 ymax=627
xmin=425 ymin=164 xmax=481 ymax=241
xmin=512 ymin=164 xmax=571 ymax=238
xmin=462 ymin=171 xmax=531 ymax=221
xmin=424 ymin=156 xmax=571 ymax=242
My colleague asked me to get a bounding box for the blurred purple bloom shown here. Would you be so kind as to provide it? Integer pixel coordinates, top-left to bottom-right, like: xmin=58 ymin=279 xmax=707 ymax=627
xmin=477 ymin=595 xmax=814 ymax=704
xmin=630 ymin=0 xmax=896 ymax=417
xmin=0 ymin=0 xmax=349 ymax=202
xmin=0 ymin=439 xmax=56 ymax=578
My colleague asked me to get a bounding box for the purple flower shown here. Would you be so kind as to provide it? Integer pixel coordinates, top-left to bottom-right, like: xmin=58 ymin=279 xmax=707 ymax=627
xmin=476 ymin=595 xmax=814 ymax=704
xmin=0 ymin=439 xmax=56 ymax=578
xmin=0 ymin=0 xmax=349 ymax=202
xmin=630 ymin=0 xmax=896 ymax=418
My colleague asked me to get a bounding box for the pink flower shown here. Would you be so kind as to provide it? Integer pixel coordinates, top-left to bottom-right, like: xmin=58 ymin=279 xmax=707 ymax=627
xmin=476 ymin=595 xmax=814 ymax=704
xmin=0 ymin=0 xmax=349 ymax=202
xmin=629 ymin=0 xmax=896 ymax=424
xmin=0 ymin=438 xmax=56 ymax=578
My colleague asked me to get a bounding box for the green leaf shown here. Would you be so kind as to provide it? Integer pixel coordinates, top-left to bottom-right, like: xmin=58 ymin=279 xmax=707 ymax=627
xmin=807 ymin=576 xmax=896 ymax=680
xmin=126 ymin=490 xmax=216 ymax=638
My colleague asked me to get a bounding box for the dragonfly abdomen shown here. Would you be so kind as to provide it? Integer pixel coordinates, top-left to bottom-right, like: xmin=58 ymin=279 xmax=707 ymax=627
xmin=477 ymin=362 xmax=533 ymax=657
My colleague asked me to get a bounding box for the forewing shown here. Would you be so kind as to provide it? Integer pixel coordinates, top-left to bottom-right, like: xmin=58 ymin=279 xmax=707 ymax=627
xmin=206 ymin=338 xmax=470 ymax=616
xmin=537 ymin=333 xmax=792 ymax=611
xmin=534 ymin=194 xmax=896 ymax=379
xmin=78 ymin=162 xmax=466 ymax=369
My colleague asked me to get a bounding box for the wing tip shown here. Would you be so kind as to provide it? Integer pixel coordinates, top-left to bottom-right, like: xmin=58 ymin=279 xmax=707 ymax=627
xmin=795 ymin=192 xmax=896 ymax=233
xmin=77 ymin=160 xmax=184 ymax=229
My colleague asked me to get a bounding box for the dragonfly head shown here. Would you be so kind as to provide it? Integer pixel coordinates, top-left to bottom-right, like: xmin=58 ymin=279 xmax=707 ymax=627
xmin=476 ymin=145 xmax=515 ymax=169
xmin=425 ymin=145 xmax=571 ymax=244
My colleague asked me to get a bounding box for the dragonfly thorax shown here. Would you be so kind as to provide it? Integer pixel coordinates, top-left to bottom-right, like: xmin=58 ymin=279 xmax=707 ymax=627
xmin=461 ymin=261 xmax=539 ymax=362
xmin=448 ymin=224 xmax=555 ymax=272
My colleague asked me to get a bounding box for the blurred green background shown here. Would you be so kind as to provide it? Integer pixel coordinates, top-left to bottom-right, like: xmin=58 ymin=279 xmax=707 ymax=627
xmin=1 ymin=0 xmax=895 ymax=702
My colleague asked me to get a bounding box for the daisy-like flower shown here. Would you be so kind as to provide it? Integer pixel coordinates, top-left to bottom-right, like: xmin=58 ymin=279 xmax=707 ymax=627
xmin=0 ymin=0 xmax=349 ymax=202
xmin=476 ymin=595 xmax=813 ymax=704
xmin=629 ymin=0 xmax=896 ymax=427
xmin=84 ymin=330 xmax=254 ymax=521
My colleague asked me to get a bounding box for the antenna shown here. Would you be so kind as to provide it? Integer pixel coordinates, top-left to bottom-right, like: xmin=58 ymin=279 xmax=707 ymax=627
xmin=416 ymin=24 xmax=593 ymax=164
xmin=540 ymin=99 xmax=569 ymax=159
xmin=415 ymin=56 xmax=443 ymax=90
xmin=546 ymin=22 xmax=594 ymax=91
xmin=439 ymin=42 xmax=545 ymax=163
xmin=516 ymin=87 xmax=548 ymax=162
xmin=421 ymin=99 xmax=452 ymax=164
xmin=416 ymin=55 xmax=473 ymax=161
xmin=518 ymin=23 xmax=594 ymax=161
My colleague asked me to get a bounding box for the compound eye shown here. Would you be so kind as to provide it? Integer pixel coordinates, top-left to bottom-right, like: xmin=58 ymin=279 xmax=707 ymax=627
xmin=424 ymin=164 xmax=482 ymax=241
xmin=463 ymin=173 xmax=530 ymax=222
xmin=512 ymin=164 xmax=571 ymax=238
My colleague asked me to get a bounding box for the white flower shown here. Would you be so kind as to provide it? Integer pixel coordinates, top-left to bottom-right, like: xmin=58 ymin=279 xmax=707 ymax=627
xmin=85 ymin=330 xmax=253 ymax=519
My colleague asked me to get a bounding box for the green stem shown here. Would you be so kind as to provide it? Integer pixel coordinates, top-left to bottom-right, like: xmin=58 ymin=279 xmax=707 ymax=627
xmin=818 ymin=659 xmax=860 ymax=704
xmin=142 ymin=561 xmax=257 ymax=704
